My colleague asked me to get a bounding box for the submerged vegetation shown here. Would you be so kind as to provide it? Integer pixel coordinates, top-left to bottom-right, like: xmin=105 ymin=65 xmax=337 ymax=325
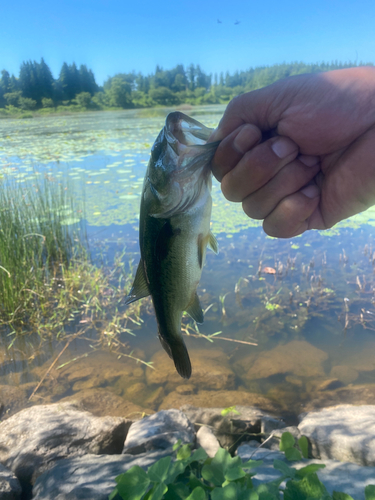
xmin=0 ymin=59 xmax=373 ymax=117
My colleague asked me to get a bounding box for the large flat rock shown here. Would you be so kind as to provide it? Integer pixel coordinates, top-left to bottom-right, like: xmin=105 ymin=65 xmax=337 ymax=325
xmin=298 ymin=404 xmax=375 ymax=465
xmin=0 ymin=402 xmax=127 ymax=493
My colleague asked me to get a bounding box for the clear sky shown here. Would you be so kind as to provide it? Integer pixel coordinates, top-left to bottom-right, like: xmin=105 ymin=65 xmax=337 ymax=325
xmin=1 ymin=0 xmax=374 ymax=85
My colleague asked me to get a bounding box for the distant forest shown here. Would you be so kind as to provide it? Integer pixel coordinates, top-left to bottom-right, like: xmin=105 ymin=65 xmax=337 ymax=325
xmin=0 ymin=58 xmax=373 ymax=112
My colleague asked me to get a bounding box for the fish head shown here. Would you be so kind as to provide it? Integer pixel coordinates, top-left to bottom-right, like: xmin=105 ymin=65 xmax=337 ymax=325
xmin=145 ymin=112 xmax=220 ymax=218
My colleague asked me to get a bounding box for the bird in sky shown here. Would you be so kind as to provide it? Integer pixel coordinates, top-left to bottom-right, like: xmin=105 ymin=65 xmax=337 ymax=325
xmin=234 ymin=20 xmax=240 ymax=25
xmin=217 ymin=19 xmax=222 ymax=23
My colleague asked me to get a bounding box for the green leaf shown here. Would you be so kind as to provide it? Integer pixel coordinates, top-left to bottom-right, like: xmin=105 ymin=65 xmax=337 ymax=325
xmin=242 ymin=459 xmax=263 ymax=470
xmin=177 ymin=444 xmax=192 ymax=461
xmin=284 ymin=473 xmax=328 ymax=500
xmin=173 ymin=439 xmax=182 ymax=451
xmin=147 ymin=456 xmax=171 ymax=483
xmin=365 ymin=485 xmax=375 ymax=500
xmin=225 ymin=465 xmax=246 ymax=482
xmin=108 ymin=487 xmax=119 ymax=500
xmin=273 ymin=459 xmax=296 ymax=478
xmin=280 ymin=432 xmax=295 ymax=451
xmin=333 ymin=492 xmax=355 ymax=500
xmin=164 ymin=482 xmax=191 ymax=500
xmin=285 ymin=448 xmax=302 ymax=461
xmin=212 ymin=483 xmax=238 ymax=500
xmin=255 ymin=482 xmax=281 ymax=500
xmin=202 ymin=448 xmax=232 ymax=486
xmin=165 ymin=460 xmax=186 ymax=484
xmin=147 ymin=482 xmax=168 ymax=500
xmin=221 ymin=406 xmax=240 ymax=416
xmin=186 ymin=486 xmax=207 ymax=500
xmin=191 ymin=447 xmax=209 ymax=463
xmin=116 ymin=466 xmax=151 ymax=500
xmin=296 ymin=463 xmax=326 ymax=478
xmin=298 ymin=436 xmax=309 ymax=459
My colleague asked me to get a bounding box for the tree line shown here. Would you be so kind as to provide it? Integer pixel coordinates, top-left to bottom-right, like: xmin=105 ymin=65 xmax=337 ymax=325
xmin=0 ymin=58 xmax=372 ymax=112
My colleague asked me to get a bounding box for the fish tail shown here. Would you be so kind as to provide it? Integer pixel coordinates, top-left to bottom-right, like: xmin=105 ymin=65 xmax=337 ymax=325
xmin=158 ymin=333 xmax=192 ymax=379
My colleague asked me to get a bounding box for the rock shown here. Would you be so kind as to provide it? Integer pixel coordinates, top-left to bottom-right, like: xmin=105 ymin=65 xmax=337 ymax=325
xmin=143 ymin=387 xmax=165 ymax=409
xmin=175 ymin=384 xmax=195 ymax=395
xmin=160 ymin=390 xmax=282 ymax=415
xmin=315 ymin=378 xmax=345 ymax=391
xmin=32 ymin=450 xmax=170 ymax=500
xmin=237 ymin=445 xmax=375 ymax=500
xmin=285 ymin=376 xmax=304 ymax=388
xmin=238 ymin=340 xmax=328 ymax=380
xmin=298 ymin=404 xmax=375 ymax=465
xmin=123 ymin=409 xmax=195 ymax=455
xmin=60 ymin=388 xmax=153 ymax=419
xmin=261 ymin=425 xmax=302 ymax=451
xmin=0 ymin=402 xmax=128 ymax=493
xmin=182 ymin=405 xmax=285 ymax=450
xmin=196 ymin=426 xmax=220 ymax=457
xmin=0 ymin=463 xmax=22 ymax=500
xmin=303 ymin=384 xmax=375 ymax=412
xmin=330 ymin=365 xmax=359 ymax=384
xmin=0 ymin=385 xmax=28 ymax=420
xmin=146 ymin=349 xmax=235 ymax=391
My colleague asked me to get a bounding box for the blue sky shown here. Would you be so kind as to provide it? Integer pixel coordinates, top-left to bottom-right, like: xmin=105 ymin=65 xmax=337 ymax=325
xmin=1 ymin=0 xmax=374 ymax=85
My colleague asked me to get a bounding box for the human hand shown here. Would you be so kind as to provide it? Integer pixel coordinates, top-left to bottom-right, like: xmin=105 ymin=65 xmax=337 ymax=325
xmin=210 ymin=67 xmax=375 ymax=237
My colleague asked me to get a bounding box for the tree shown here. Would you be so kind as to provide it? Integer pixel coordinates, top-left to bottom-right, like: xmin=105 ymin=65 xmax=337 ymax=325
xmin=74 ymin=92 xmax=92 ymax=108
xmin=106 ymin=76 xmax=132 ymax=108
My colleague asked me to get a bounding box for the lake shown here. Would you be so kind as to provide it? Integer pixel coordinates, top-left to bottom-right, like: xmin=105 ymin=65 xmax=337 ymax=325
xmin=1 ymin=106 xmax=375 ymax=425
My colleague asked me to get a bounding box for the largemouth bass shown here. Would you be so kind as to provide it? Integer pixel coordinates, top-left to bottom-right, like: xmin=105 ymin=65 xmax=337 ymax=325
xmin=125 ymin=112 xmax=219 ymax=379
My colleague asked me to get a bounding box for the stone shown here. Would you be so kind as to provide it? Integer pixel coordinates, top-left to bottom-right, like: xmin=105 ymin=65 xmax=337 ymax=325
xmin=123 ymin=409 xmax=195 ymax=455
xmin=303 ymin=384 xmax=375 ymax=412
xmin=0 ymin=402 xmax=127 ymax=493
xmin=60 ymin=388 xmax=153 ymax=419
xmin=196 ymin=425 xmax=221 ymax=457
xmin=0 ymin=385 xmax=28 ymax=420
xmin=175 ymin=384 xmax=195 ymax=395
xmin=0 ymin=463 xmax=22 ymax=500
xmin=261 ymin=425 xmax=302 ymax=451
xmin=143 ymin=386 xmax=165 ymax=409
xmin=32 ymin=450 xmax=170 ymax=500
xmin=181 ymin=405 xmax=285 ymax=449
xmin=298 ymin=404 xmax=375 ymax=465
xmin=238 ymin=340 xmax=328 ymax=380
xmin=237 ymin=445 xmax=375 ymax=500
xmin=330 ymin=365 xmax=359 ymax=384
xmin=160 ymin=390 xmax=282 ymax=415
xmin=146 ymin=349 xmax=235 ymax=391
xmin=315 ymin=378 xmax=345 ymax=391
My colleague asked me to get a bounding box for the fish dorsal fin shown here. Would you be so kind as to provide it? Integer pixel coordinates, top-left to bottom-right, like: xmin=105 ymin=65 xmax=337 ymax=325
xmin=208 ymin=231 xmax=219 ymax=254
xmin=186 ymin=292 xmax=204 ymax=324
xmin=125 ymin=260 xmax=150 ymax=305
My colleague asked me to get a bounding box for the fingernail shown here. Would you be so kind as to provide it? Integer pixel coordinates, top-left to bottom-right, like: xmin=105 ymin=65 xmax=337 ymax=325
xmin=301 ymin=184 xmax=320 ymax=198
xmin=233 ymin=124 xmax=256 ymax=154
xmin=271 ymin=137 xmax=298 ymax=159
xmin=299 ymin=155 xmax=319 ymax=167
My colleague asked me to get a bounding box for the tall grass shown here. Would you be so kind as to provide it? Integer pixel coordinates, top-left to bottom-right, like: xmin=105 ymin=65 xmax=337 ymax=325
xmin=0 ymin=174 xmax=86 ymax=326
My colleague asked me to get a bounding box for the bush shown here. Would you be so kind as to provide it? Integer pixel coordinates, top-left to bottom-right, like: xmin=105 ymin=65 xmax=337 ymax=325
xmin=74 ymin=92 xmax=92 ymax=108
xmin=18 ymin=97 xmax=37 ymax=110
xmin=42 ymin=97 xmax=54 ymax=108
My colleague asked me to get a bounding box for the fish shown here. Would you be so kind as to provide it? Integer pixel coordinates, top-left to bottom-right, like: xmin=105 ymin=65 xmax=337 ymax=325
xmin=125 ymin=111 xmax=219 ymax=379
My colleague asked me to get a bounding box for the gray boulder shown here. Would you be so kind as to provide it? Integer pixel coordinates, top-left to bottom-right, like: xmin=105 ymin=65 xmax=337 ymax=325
xmin=0 ymin=463 xmax=22 ymax=500
xmin=123 ymin=409 xmax=195 ymax=455
xmin=0 ymin=402 xmax=127 ymax=493
xmin=32 ymin=451 xmax=169 ymax=500
xmin=298 ymin=404 xmax=375 ymax=465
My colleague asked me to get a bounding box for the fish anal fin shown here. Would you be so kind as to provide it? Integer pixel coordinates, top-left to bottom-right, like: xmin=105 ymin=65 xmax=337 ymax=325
xmin=125 ymin=260 xmax=150 ymax=305
xmin=186 ymin=292 xmax=204 ymax=324
xmin=208 ymin=231 xmax=219 ymax=254
xmin=158 ymin=333 xmax=192 ymax=379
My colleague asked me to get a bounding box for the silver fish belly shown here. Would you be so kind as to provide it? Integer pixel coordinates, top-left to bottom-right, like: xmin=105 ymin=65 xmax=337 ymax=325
xmin=125 ymin=112 xmax=219 ymax=379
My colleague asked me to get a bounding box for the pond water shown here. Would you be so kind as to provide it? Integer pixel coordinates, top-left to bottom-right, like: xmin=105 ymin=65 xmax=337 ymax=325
xmin=1 ymin=106 xmax=375 ymax=425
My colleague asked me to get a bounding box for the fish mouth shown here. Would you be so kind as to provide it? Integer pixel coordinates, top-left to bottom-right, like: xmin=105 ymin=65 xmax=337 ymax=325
xmin=166 ymin=111 xmax=213 ymax=146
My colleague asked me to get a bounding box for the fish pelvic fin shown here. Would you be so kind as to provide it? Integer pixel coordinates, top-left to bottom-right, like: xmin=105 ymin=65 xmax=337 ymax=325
xmin=158 ymin=333 xmax=192 ymax=379
xmin=186 ymin=292 xmax=204 ymax=324
xmin=125 ymin=260 xmax=150 ymax=305
xmin=208 ymin=231 xmax=219 ymax=254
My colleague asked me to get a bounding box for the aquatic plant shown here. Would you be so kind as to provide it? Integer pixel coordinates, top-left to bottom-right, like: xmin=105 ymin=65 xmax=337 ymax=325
xmin=110 ymin=435 xmax=374 ymax=500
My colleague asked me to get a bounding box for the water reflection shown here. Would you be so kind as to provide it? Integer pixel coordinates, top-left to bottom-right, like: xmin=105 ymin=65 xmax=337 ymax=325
xmin=1 ymin=225 xmax=375 ymax=424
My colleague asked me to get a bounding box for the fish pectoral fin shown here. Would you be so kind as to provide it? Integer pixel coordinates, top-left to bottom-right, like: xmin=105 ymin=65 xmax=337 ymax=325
xmin=158 ymin=333 xmax=192 ymax=379
xmin=124 ymin=260 xmax=150 ymax=305
xmin=208 ymin=231 xmax=219 ymax=254
xmin=186 ymin=292 xmax=204 ymax=324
